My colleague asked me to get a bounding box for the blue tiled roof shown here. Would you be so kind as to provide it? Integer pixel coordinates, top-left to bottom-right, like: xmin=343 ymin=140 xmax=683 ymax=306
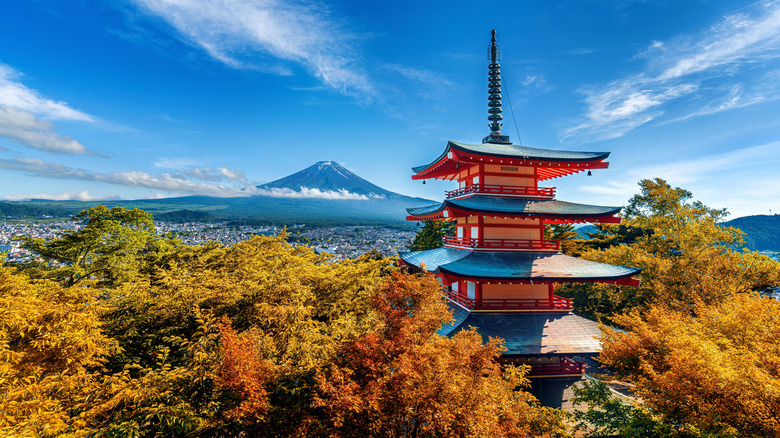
xmin=406 ymin=196 xmax=621 ymax=218
xmin=412 ymin=141 xmax=610 ymax=174
xmin=399 ymin=247 xmax=640 ymax=280
xmin=438 ymin=304 xmax=603 ymax=355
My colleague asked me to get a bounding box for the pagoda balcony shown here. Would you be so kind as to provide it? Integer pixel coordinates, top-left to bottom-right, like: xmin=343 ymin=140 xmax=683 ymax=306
xmin=444 ymin=289 xmax=572 ymax=311
xmin=443 ymin=236 xmax=560 ymax=251
xmin=527 ymin=357 xmax=585 ymax=377
xmin=445 ymin=184 xmax=555 ymax=199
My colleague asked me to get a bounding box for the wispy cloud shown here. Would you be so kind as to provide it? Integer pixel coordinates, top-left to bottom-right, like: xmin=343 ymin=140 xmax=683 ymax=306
xmin=0 ymin=64 xmax=96 ymax=154
xmin=563 ymin=48 xmax=595 ymax=56
xmin=0 ymin=157 xmax=377 ymax=200
xmin=0 ymin=157 xmax=251 ymax=197
xmin=0 ymin=106 xmax=89 ymax=155
xmin=181 ymin=166 xmax=248 ymax=184
xmin=130 ymin=0 xmax=374 ymax=100
xmin=0 ymin=190 xmax=120 ymax=202
xmin=0 ymin=64 xmax=93 ymax=122
xmin=254 ymin=186 xmax=373 ymax=200
xmin=562 ymin=2 xmax=780 ymax=142
xmin=630 ymin=141 xmax=780 ymax=185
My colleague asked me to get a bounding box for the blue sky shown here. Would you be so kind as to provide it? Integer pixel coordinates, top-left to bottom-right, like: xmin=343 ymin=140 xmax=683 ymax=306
xmin=1 ymin=0 xmax=779 ymax=218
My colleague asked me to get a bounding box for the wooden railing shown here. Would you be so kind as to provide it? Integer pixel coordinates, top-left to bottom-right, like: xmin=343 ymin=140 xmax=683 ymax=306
xmin=443 ymin=289 xmax=572 ymax=311
xmin=528 ymin=357 xmax=585 ymax=376
xmin=443 ymin=236 xmax=559 ymax=251
xmin=446 ymin=184 xmax=555 ymax=199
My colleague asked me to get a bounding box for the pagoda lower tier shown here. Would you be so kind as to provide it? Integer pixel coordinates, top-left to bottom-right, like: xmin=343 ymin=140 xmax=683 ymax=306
xmin=399 ymin=248 xmax=641 ymax=311
xmin=439 ymin=301 xmax=602 ymax=378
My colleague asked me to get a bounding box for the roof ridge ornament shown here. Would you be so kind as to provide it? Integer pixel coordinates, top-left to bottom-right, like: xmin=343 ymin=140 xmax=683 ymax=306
xmin=482 ymin=29 xmax=512 ymax=145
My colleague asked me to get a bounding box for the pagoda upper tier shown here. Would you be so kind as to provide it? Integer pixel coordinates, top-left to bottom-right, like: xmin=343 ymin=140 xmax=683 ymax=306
xmin=411 ymin=141 xmax=610 ymax=181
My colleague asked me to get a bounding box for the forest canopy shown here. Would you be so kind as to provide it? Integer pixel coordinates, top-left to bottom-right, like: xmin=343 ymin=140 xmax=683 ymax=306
xmin=1 ymin=206 xmax=563 ymax=437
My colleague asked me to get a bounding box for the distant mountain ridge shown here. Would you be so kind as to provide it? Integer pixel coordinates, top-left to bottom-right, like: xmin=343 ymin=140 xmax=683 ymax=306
xmin=257 ymin=161 xmax=398 ymax=198
xmin=723 ymin=214 xmax=780 ymax=251
xmin=2 ymin=161 xmax=433 ymax=226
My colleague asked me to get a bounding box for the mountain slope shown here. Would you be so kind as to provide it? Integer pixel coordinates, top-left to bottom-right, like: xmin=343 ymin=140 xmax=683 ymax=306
xmin=258 ymin=161 xmax=399 ymax=198
xmin=723 ymin=214 xmax=780 ymax=251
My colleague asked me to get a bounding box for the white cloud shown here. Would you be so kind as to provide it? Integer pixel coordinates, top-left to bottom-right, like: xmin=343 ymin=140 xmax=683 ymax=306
xmin=0 ymin=64 xmax=94 ymax=122
xmin=254 ymin=186 xmax=371 ymax=200
xmin=131 ymin=0 xmax=374 ymax=100
xmin=0 ymin=105 xmax=88 ymax=154
xmin=631 ymin=141 xmax=780 ymax=184
xmin=0 ymin=157 xmax=251 ymax=197
xmin=562 ymin=2 xmax=780 ymax=142
xmin=0 ymin=157 xmax=375 ymax=200
xmin=0 ymin=190 xmax=119 ymax=202
xmin=154 ymin=157 xmax=201 ymax=168
xmin=179 ymin=166 xmax=248 ymax=183
xmin=0 ymin=63 xmax=96 ymax=154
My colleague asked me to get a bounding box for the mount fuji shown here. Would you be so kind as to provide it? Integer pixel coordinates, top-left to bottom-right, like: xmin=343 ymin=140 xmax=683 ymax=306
xmin=256 ymin=161 xmax=402 ymax=199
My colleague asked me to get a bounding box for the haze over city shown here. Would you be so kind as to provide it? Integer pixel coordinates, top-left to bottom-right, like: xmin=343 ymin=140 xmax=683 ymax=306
xmin=1 ymin=0 xmax=780 ymax=218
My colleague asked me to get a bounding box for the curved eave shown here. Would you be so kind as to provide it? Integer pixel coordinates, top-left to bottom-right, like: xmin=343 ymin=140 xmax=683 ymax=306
xmin=412 ymin=141 xmax=610 ymax=181
xmin=399 ymin=247 xmax=641 ymax=284
xmin=438 ymin=304 xmax=604 ymax=356
xmin=405 ymin=197 xmax=622 ymax=224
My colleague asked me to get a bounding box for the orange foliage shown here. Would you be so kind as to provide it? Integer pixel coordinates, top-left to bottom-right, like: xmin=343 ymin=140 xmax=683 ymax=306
xmin=313 ymin=271 xmax=568 ymax=438
xmin=214 ymin=318 xmax=277 ymax=422
xmin=599 ymin=294 xmax=780 ymax=437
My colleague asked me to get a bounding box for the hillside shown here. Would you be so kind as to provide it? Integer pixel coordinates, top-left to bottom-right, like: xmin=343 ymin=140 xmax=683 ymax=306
xmin=723 ymin=214 xmax=780 ymax=251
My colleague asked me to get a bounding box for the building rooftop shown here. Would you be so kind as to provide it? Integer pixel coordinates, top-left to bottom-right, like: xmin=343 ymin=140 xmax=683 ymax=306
xmin=412 ymin=141 xmax=610 ymax=176
xmin=400 ymin=247 xmax=640 ymax=281
xmin=406 ymin=195 xmax=621 ymax=220
xmin=438 ymin=303 xmax=602 ymax=356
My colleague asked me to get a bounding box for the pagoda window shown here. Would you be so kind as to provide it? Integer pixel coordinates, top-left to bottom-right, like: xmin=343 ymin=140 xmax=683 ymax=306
xmin=472 ymin=175 xmax=479 ymax=185
xmin=457 ymin=226 xmax=464 ymax=238
xmin=466 ymin=281 xmax=476 ymax=300
xmin=452 ymin=281 xmax=459 ymax=293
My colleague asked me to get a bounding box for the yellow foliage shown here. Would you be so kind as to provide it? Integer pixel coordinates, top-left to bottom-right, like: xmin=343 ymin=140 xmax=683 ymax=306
xmin=599 ymin=294 xmax=780 ymax=437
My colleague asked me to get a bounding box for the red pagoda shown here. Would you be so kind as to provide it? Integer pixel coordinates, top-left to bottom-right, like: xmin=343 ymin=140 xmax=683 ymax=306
xmin=399 ymin=30 xmax=640 ymax=378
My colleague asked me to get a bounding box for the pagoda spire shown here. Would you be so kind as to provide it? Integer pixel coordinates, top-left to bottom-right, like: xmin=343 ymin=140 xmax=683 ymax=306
xmin=483 ymin=29 xmax=511 ymax=144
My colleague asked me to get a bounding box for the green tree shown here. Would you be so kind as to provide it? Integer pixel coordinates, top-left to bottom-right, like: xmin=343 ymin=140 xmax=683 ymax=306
xmin=544 ymin=223 xmax=578 ymax=255
xmin=17 ymin=205 xmax=159 ymax=287
xmin=571 ymin=380 xmax=681 ymax=438
xmin=409 ymin=220 xmax=456 ymax=251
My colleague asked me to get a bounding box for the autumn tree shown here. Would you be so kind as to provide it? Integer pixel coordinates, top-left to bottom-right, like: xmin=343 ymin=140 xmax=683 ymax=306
xmin=2 ymin=207 xmax=572 ymax=436
xmin=557 ymin=178 xmax=780 ymax=319
xmin=409 ymin=220 xmax=456 ymax=251
xmin=594 ymin=293 xmax=780 ymax=437
xmin=312 ymin=271 xmax=569 ymax=437
xmin=17 ymin=205 xmax=160 ymax=287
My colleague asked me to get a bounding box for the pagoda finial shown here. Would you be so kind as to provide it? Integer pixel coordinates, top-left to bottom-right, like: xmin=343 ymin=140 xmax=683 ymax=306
xmin=483 ymin=29 xmax=511 ymax=144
